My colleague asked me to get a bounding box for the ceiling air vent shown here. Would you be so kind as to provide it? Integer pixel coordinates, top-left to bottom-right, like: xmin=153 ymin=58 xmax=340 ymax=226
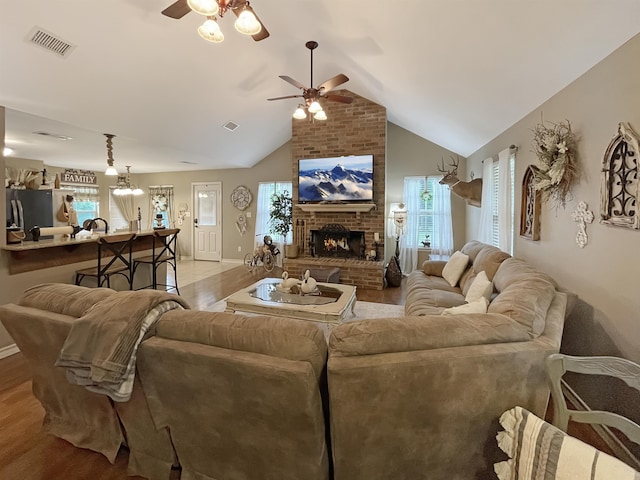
xmin=223 ymin=121 xmax=239 ymax=132
xmin=27 ymin=27 xmax=76 ymax=58
xmin=33 ymin=131 xmax=73 ymax=141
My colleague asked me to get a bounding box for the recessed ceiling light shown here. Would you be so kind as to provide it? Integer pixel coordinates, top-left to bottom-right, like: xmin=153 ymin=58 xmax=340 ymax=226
xmin=3 ymin=147 xmax=14 ymax=156
xmin=32 ymin=131 xmax=73 ymax=141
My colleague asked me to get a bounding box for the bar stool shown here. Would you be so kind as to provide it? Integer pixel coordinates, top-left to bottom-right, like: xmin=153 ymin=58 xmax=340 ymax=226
xmin=132 ymin=228 xmax=180 ymax=294
xmin=75 ymin=233 xmax=137 ymax=289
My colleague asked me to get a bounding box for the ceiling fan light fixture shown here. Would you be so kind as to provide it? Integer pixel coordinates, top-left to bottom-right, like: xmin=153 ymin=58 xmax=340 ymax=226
xmin=187 ymin=0 xmax=219 ymax=16
xmin=293 ymin=105 xmax=307 ymax=120
xmin=313 ymin=110 xmax=327 ymax=121
xmin=234 ymin=9 xmax=261 ymax=35
xmin=308 ymin=100 xmax=322 ymax=114
xmin=114 ymin=166 xmax=144 ymax=196
xmin=198 ymin=18 xmax=224 ymax=43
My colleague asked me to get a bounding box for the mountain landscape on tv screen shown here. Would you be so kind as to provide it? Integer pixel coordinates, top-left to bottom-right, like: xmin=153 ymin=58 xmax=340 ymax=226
xmin=299 ymin=163 xmax=373 ymax=202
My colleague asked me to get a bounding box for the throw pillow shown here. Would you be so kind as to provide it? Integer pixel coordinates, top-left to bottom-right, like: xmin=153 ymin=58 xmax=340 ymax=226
xmin=441 ymin=250 xmax=469 ymax=287
xmin=441 ymin=297 xmax=488 ymax=316
xmin=495 ymin=406 xmax=640 ymax=480
xmin=465 ymin=271 xmax=493 ymax=303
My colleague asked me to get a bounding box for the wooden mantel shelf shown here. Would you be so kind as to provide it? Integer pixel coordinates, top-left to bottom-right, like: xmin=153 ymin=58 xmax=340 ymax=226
xmin=295 ymin=203 xmax=376 ymax=217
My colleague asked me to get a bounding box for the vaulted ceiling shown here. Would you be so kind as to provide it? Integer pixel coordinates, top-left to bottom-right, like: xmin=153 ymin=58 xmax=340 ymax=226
xmin=2 ymin=0 xmax=640 ymax=173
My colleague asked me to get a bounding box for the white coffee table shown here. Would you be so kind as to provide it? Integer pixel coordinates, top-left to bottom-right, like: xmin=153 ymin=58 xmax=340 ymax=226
xmin=225 ymin=278 xmax=357 ymax=324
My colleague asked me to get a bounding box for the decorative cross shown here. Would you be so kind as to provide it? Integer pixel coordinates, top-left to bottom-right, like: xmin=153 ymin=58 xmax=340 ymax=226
xmin=571 ymin=201 xmax=594 ymax=248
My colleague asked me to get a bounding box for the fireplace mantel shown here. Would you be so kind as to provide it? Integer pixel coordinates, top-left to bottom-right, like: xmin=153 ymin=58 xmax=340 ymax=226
xmin=295 ymin=203 xmax=376 ymax=219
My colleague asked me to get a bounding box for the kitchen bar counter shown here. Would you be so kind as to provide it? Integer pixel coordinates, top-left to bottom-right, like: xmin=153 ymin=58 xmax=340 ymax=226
xmin=2 ymin=230 xmax=157 ymax=274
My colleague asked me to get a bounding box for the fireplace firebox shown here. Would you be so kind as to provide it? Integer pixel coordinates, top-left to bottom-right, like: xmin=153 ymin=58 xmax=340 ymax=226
xmin=310 ymin=224 xmax=365 ymax=259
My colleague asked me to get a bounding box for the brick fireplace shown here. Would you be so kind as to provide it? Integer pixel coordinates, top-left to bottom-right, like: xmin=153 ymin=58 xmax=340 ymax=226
xmin=283 ymin=90 xmax=386 ymax=290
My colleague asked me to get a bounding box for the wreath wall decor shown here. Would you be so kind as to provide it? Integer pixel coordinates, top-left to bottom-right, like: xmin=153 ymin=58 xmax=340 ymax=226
xmin=530 ymin=119 xmax=578 ymax=209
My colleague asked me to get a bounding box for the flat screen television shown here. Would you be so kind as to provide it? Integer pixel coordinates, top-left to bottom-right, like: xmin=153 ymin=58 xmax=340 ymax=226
xmin=298 ymin=154 xmax=374 ymax=203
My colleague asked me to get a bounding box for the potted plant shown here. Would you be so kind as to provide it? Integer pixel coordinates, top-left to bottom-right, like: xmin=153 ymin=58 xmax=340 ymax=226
xmin=269 ymin=190 xmax=297 ymax=258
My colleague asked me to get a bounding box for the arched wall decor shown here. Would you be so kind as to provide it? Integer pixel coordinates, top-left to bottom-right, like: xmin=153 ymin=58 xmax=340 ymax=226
xmin=520 ymin=165 xmax=541 ymax=240
xmin=600 ymin=122 xmax=639 ymax=229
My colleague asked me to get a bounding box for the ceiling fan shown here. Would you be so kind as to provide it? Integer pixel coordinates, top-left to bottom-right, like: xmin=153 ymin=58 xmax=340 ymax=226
xmin=268 ymin=41 xmax=353 ymax=120
xmin=162 ymin=0 xmax=269 ymax=42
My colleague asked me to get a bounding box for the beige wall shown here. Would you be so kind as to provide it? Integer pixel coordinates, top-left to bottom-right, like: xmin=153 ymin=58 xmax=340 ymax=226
xmin=386 ymin=122 xmax=467 ymax=259
xmin=134 ymin=142 xmax=292 ymax=260
xmin=465 ymin=33 xmax=640 ymax=442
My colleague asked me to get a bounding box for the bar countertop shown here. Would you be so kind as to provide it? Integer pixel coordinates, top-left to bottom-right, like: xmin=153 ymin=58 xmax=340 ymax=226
xmin=2 ymin=230 xmax=159 ymax=275
xmin=2 ymin=230 xmax=157 ymax=251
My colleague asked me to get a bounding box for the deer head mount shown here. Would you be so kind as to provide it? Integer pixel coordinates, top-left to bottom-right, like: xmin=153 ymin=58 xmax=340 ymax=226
xmin=437 ymin=157 xmax=483 ymax=208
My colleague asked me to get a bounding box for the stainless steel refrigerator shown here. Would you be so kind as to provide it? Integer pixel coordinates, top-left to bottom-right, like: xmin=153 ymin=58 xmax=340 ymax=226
xmin=6 ymin=189 xmax=54 ymax=238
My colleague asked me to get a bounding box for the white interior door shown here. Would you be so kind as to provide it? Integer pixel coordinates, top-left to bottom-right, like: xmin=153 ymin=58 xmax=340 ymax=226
xmin=193 ymin=182 xmax=222 ymax=261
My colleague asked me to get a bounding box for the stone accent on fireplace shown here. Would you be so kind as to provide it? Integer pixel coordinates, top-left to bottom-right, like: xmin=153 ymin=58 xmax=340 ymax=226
xmin=283 ymin=257 xmax=385 ymax=291
xmin=289 ymin=89 xmax=387 ymax=289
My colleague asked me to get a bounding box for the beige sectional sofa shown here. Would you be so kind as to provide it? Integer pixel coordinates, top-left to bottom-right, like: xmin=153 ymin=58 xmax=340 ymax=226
xmin=327 ymin=240 xmax=568 ymax=479
xmin=0 ymin=241 xmax=568 ymax=480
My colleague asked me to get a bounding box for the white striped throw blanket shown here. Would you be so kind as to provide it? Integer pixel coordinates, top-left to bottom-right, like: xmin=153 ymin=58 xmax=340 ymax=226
xmin=495 ymin=406 xmax=639 ymax=480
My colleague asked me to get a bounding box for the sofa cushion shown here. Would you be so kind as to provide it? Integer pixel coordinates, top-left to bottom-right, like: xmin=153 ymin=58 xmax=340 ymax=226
xmin=442 ymin=251 xmax=470 ymax=286
xmin=494 ymin=406 xmax=640 ymax=480
xmin=405 ymin=287 xmax=465 ymax=315
xmin=461 ymin=245 xmax=511 ymax=294
xmin=490 ymin=258 xmax=557 ymax=336
xmin=329 ymin=313 xmax=531 ymax=357
xmin=442 ymin=297 xmax=488 ymax=316
xmin=464 ymin=271 xmax=493 ymax=303
xmin=407 ymin=270 xmax=461 ymax=293
xmin=155 ymin=310 xmax=328 ymax=377
xmin=421 ymin=260 xmax=447 ymax=276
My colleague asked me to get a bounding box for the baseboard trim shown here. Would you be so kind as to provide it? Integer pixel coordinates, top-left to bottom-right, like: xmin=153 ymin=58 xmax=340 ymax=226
xmin=0 ymin=344 xmax=20 ymax=359
xmin=221 ymin=258 xmax=243 ymax=264
xmin=561 ymin=379 xmax=640 ymax=469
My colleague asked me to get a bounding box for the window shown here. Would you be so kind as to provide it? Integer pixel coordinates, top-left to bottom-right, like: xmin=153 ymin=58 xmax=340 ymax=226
xmin=149 ymin=187 xmax=174 ymax=228
xmin=415 ymin=177 xmax=439 ymax=246
xmin=488 ymin=150 xmax=515 ymax=253
xmin=109 ymin=188 xmax=130 ymax=231
xmin=399 ymin=176 xmax=452 ymax=273
xmin=255 ymin=182 xmax=293 ymax=245
xmin=60 ymin=185 xmax=99 ymax=226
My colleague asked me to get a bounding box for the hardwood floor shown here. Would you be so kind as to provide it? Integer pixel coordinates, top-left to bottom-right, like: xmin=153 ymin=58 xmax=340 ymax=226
xmin=0 ymin=265 xmax=406 ymax=480
xmin=0 ymin=266 xmax=615 ymax=478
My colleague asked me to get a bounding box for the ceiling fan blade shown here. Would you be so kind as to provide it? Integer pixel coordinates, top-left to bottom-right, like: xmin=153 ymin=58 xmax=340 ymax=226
xmin=267 ymin=95 xmax=304 ymax=101
xmin=318 ymin=74 xmax=349 ymax=93
xmin=162 ymin=0 xmax=191 ymax=19
xmin=279 ymin=75 xmax=308 ymax=91
xmin=325 ymin=94 xmax=354 ymax=104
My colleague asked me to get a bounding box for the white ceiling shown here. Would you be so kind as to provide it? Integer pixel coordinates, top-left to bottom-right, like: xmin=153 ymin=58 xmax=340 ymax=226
xmin=2 ymin=0 xmax=640 ymax=173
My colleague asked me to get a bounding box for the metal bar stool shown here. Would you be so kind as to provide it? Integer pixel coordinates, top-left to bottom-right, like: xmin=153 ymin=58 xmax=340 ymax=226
xmin=75 ymin=233 xmax=137 ymax=289
xmin=133 ymin=228 xmax=180 ymax=294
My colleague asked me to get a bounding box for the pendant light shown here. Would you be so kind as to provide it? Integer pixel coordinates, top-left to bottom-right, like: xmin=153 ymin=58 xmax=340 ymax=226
xmin=104 ymin=133 xmax=118 ymax=176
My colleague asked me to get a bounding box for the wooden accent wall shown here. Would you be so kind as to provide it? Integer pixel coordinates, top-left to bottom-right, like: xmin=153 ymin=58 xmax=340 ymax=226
xmin=287 ymin=90 xmax=387 ymax=289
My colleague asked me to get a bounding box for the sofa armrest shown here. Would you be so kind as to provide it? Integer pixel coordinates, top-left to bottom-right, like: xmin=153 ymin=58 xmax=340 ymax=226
xmin=328 ymin=313 xmax=530 ymax=357
xmin=421 ymin=260 xmax=447 ymax=276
